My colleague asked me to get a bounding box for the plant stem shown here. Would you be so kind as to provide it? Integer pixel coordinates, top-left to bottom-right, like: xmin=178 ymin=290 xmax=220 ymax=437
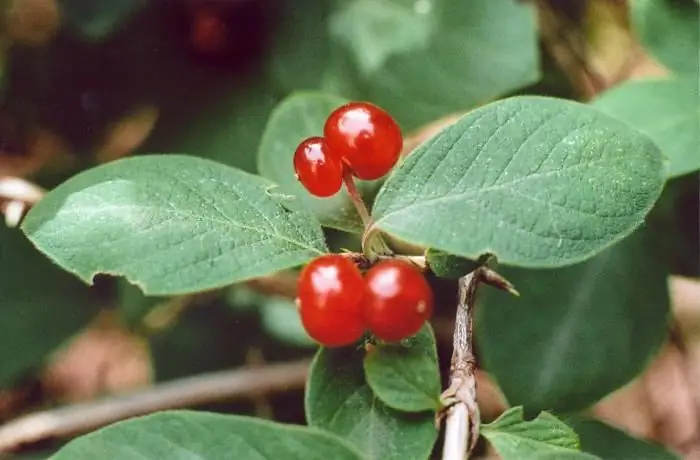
xmin=441 ymin=272 xmax=481 ymax=460
xmin=341 ymin=169 xmax=393 ymax=257
xmin=440 ymin=266 xmax=518 ymax=460
xmin=342 ymin=169 xmax=372 ymax=229
xmin=0 ymin=359 xmax=310 ymax=453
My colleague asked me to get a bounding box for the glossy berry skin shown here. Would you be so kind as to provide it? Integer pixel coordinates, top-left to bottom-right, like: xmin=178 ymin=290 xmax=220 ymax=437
xmin=324 ymin=102 xmax=403 ymax=180
xmin=293 ymin=137 xmax=344 ymax=198
xmin=298 ymin=254 xmax=366 ymax=347
xmin=363 ymin=260 xmax=434 ymax=342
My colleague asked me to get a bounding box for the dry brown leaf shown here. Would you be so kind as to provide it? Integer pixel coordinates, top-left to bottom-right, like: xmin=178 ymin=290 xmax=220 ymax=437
xmin=5 ymin=0 xmax=60 ymax=46
xmin=96 ymin=106 xmax=160 ymax=164
xmin=41 ymin=312 xmax=152 ymax=403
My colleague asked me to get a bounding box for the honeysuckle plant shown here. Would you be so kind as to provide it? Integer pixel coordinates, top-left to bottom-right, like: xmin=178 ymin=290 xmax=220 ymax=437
xmin=0 ymin=0 xmax=697 ymax=459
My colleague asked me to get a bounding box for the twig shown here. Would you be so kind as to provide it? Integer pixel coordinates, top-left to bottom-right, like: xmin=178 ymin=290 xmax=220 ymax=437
xmin=0 ymin=359 xmax=310 ymax=453
xmin=440 ymin=267 xmax=518 ymax=460
xmin=0 ymin=177 xmax=45 ymax=227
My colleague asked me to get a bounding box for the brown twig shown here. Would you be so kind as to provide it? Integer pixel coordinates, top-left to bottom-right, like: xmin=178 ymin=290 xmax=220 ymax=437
xmin=440 ymin=267 xmax=518 ymax=460
xmin=0 ymin=177 xmax=45 ymax=227
xmin=0 ymin=359 xmax=310 ymax=454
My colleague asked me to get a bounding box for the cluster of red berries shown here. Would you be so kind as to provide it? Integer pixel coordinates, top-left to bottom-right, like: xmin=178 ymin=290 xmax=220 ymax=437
xmin=297 ymin=255 xmax=434 ymax=347
xmin=294 ymin=102 xmax=403 ymax=197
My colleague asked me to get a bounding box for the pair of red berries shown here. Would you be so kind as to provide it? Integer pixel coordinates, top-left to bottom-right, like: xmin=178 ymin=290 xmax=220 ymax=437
xmin=297 ymin=255 xmax=434 ymax=347
xmin=293 ymin=102 xmax=403 ymax=197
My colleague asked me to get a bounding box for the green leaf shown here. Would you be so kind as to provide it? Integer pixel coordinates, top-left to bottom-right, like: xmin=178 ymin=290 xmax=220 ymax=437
xmin=632 ymin=0 xmax=699 ymax=76
xmin=142 ymin=72 xmax=278 ymax=174
xmin=477 ymin=227 xmax=669 ymax=413
xmin=481 ymin=407 xmax=581 ymax=459
xmin=258 ymin=92 xmax=370 ymax=233
xmin=425 ymin=248 xmax=481 ymax=279
xmin=22 ymin=155 xmax=327 ymax=296
xmin=59 ymin=0 xmax=144 ymax=41
xmin=50 ymin=410 xmax=364 ymax=460
xmin=268 ymin=0 xmax=330 ymax=91
xmin=364 ymin=324 xmax=441 ymax=412
xmin=358 ymin=0 xmax=540 ymax=129
xmin=371 ymin=96 xmax=665 ymax=268
xmin=593 ymin=78 xmax=699 ymax=178
xmin=567 ymin=417 xmax=680 ymax=460
xmin=259 ymin=297 xmax=316 ymax=347
xmin=0 ymin=223 xmax=96 ymax=385
xmin=529 ymin=453 xmax=600 ymax=460
xmin=329 ymin=0 xmax=435 ymax=76
xmin=117 ymin=279 xmax=165 ymax=327
xmin=306 ymin=347 xmax=438 ymax=460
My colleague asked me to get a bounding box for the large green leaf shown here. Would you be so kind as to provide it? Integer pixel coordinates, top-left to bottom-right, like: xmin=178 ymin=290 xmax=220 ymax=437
xmin=357 ymin=0 xmax=540 ymax=128
xmin=50 ymin=410 xmax=364 ymax=459
xmin=305 ymin=347 xmax=437 ymax=460
xmin=481 ymin=407 xmax=582 ymax=459
xmin=364 ymin=324 xmax=441 ymax=412
xmin=22 ymin=155 xmax=327 ymax=296
xmin=477 ymin=227 xmax=669 ymax=413
xmin=329 ymin=0 xmax=436 ymax=76
xmin=632 ymin=0 xmax=699 ymax=76
xmin=593 ymin=78 xmax=699 ymax=178
xmin=567 ymin=417 xmax=680 ymax=460
xmin=258 ymin=92 xmax=369 ymax=233
xmin=0 ymin=223 xmax=96 ymax=386
xmin=371 ymin=96 xmax=665 ymax=268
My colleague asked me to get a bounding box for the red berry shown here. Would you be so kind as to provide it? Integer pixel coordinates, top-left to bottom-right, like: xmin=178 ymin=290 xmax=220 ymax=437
xmin=298 ymin=254 xmax=366 ymax=347
xmin=293 ymin=136 xmax=344 ymax=198
xmin=363 ymin=260 xmax=433 ymax=342
xmin=190 ymin=8 xmax=228 ymax=56
xmin=324 ymin=101 xmax=403 ymax=180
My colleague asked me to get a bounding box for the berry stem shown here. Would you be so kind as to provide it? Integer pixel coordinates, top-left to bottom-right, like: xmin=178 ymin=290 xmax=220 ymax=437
xmin=342 ymin=168 xmax=372 ymax=229
xmin=341 ymin=169 xmax=393 ymax=258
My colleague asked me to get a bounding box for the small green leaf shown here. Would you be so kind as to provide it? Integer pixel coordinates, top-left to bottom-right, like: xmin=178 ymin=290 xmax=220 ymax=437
xmin=425 ymin=248 xmax=481 ymax=279
xmin=567 ymin=417 xmax=680 ymax=460
xmin=258 ymin=92 xmax=370 ymax=233
xmin=593 ymin=77 xmax=699 ymax=178
xmin=50 ymin=410 xmax=364 ymax=459
xmin=306 ymin=347 xmax=437 ymax=460
xmin=0 ymin=223 xmax=96 ymax=385
xmin=632 ymin=0 xmax=699 ymax=76
xmin=359 ymin=0 xmax=540 ymax=129
xmin=22 ymin=155 xmax=327 ymax=296
xmin=372 ymin=96 xmax=665 ymax=268
xmin=329 ymin=0 xmax=435 ymax=76
xmin=59 ymin=0 xmax=144 ymax=41
xmin=481 ymin=407 xmax=581 ymax=459
xmin=477 ymin=227 xmax=669 ymax=413
xmin=260 ymin=297 xmax=316 ymax=347
xmin=364 ymin=324 xmax=441 ymax=412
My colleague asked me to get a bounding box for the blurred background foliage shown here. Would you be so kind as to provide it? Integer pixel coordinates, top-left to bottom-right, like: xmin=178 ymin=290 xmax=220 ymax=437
xmin=0 ymin=0 xmax=697 ymax=458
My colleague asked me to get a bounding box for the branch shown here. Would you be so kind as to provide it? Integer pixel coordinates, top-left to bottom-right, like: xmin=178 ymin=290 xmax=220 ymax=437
xmin=0 ymin=177 xmax=45 ymax=227
xmin=440 ymin=267 xmax=518 ymax=460
xmin=0 ymin=359 xmax=310 ymax=453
